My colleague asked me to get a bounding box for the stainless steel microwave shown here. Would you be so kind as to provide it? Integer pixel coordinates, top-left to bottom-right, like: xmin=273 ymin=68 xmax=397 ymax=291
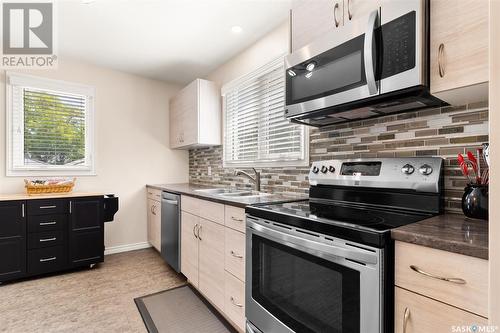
xmin=284 ymin=0 xmax=445 ymax=127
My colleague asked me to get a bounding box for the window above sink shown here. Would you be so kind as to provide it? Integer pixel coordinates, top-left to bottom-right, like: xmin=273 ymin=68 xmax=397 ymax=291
xmin=222 ymin=56 xmax=309 ymax=168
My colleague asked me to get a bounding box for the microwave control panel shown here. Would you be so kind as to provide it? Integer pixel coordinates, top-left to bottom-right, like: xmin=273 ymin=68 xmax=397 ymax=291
xmin=379 ymin=11 xmax=416 ymax=79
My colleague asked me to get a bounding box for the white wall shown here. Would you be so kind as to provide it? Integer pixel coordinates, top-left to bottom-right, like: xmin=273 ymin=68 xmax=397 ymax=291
xmin=0 ymin=59 xmax=189 ymax=250
xmin=206 ymin=21 xmax=289 ymax=86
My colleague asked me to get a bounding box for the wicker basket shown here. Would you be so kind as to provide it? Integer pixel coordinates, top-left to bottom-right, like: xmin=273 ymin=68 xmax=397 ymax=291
xmin=24 ymin=178 xmax=76 ymax=195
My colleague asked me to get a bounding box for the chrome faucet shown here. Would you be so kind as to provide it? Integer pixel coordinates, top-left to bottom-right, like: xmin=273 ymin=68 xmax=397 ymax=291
xmin=234 ymin=168 xmax=261 ymax=192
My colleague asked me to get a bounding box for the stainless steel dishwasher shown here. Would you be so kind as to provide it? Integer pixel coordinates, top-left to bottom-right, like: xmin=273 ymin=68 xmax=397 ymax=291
xmin=161 ymin=192 xmax=181 ymax=273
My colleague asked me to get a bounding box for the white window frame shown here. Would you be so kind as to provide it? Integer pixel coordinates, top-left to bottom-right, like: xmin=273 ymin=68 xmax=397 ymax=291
xmin=222 ymin=56 xmax=309 ymax=168
xmin=6 ymin=72 xmax=96 ymax=177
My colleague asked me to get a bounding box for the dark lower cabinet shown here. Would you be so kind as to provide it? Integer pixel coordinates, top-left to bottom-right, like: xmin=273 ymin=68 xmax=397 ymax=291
xmin=0 ymin=201 xmax=26 ymax=281
xmin=0 ymin=196 xmax=111 ymax=284
xmin=69 ymin=197 xmax=104 ymax=266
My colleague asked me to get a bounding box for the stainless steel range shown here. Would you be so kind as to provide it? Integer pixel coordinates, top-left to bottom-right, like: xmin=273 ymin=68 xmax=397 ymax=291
xmin=245 ymin=158 xmax=444 ymax=333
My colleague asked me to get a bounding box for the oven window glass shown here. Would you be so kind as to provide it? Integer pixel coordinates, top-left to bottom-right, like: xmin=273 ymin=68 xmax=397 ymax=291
xmin=252 ymin=235 xmax=360 ymax=333
xmin=286 ymin=34 xmax=367 ymax=106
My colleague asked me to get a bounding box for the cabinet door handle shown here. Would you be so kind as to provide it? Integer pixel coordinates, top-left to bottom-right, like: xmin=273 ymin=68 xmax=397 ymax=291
xmin=438 ymin=43 xmax=445 ymax=78
xmin=40 ymin=221 xmax=57 ymax=226
xmin=40 ymin=237 xmax=57 ymax=242
xmin=347 ymin=0 xmax=352 ymax=20
xmin=197 ymin=224 xmax=202 ymax=241
xmin=193 ymin=224 xmax=199 ymax=239
xmin=410 ymin=265 xmax=467 ymax=284
xmin=230 ymin=296 xmax=243 ymax=308
xmin=402 ymin=307 xmax=410 ymax=333
xmin=231 ymin=216 xmax=244 ymax=222
xmin=230 ymin=250 xmax=243 ymax=259
xmin=40 ymin=205 xmax=56 ymax=209
xmin=40 ymin=257 xmax=57 ymax=262
xmin=69 ymin=201 xmax=72 ymax=214
xmin=333 ymin=2 xmax=340 ymax=27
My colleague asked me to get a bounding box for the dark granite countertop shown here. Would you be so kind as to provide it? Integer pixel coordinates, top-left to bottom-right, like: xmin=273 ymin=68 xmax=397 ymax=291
xmin=146 ymin=183 xmax=307 ymax=208
xmin=391 ymin=214 xmax=488 ymax=260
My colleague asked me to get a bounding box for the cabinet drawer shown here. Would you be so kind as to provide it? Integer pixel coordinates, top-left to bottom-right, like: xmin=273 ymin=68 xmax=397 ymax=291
xmin=28 ymin=214 xmax=66 ymax=233
xmin=27 ymin=199 xmax=68 ymax=216
xmin=224 ymin=271 xmax=245 ymax=332
xmin=28 ymin=246 xmax=66 ymax=274
xmin=225 ymin=227 xmax=245 ymax=281
xmin=395 ymin=287 xmax=487 ymax=333
xmin=181 ymin=195 xmax=224 ymax=225
xmin=28 ymin=230 xmax=65 ymax=249
xmin=395 ymin=241 xmax=488 ymax=317
xmin=224 ymin=206 xmax=246 ymax=233
xmin=147 ymin=187 xmax=162 ymax=201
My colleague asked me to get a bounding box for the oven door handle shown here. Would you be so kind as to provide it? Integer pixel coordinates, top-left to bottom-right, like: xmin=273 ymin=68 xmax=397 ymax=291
xmin=364 ymin=9 xmax=379 ymax=95
xmin=248 ymin=220 xmax=378 ymax=265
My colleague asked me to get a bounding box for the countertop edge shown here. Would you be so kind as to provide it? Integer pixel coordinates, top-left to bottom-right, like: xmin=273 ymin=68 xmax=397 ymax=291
xmin=146 ymin=183 xmax=307 ymax=208
xmin=391 ymin=228 xmax=489 ymax=260
xmin=0 ymin=192 xmax=106 ymax=201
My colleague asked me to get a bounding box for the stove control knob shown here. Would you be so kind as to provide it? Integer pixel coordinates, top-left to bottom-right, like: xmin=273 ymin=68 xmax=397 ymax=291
xmin=329 ymin=166 xmax=336 ymax=173
xmin=312 ymin=166 xmax=320 ymax=174
xmin=419 ymin=164 xmax=433 ymax=176
xmin=401 ymin=164 xmax=415 ymax=175
xmin=321 ymin=166 xmax=328 ymax=173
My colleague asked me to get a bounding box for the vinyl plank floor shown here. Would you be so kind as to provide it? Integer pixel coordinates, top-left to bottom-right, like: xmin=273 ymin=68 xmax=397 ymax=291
xmin=0 ymin=248 xmax=186 ymax=333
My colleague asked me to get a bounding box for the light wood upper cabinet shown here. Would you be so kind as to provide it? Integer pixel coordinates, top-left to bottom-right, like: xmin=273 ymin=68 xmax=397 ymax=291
xmin=290 ymin=0 xmax=382 ymax=52
xmin=291 ymin=0 xmax=343 ymax=52
xmin=344 ymin=0 xmax=380 ymax=25
xmin=198 ymin=217 xmax=226 ymax=311
xmin=181 ymin=211 xmax=199 ymax=287
xmin=169 ymin=78 xmax=221 ymax=149
xmin=430 ymin=0 xmax=489 ymax=104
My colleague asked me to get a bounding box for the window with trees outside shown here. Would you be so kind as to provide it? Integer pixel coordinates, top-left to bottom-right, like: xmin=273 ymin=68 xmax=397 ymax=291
xmin=6 ymin=73 xmax=95 ymax=176
xmin=222 ymin=56 xmax=309 ymax=168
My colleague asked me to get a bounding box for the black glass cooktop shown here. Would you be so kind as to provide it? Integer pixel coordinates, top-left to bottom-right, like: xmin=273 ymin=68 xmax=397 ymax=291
xmin=246 ymin=200 xmax=434 ymax=247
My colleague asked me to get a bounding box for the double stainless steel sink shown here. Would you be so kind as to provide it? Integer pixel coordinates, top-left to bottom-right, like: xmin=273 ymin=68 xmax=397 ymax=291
xmin=194 ymin=188 xmax=270 ymax=198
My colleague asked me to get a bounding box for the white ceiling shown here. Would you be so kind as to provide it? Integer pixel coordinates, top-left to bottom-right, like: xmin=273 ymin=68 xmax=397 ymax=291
xmin=57 ymin=0 xmax=292 ymax=84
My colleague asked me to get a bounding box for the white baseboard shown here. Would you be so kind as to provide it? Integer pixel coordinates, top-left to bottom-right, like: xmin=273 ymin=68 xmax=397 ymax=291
xmin=104 ymin=241 xmax=152 ymax=255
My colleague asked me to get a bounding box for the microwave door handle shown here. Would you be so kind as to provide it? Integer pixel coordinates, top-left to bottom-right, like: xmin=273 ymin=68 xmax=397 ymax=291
xmin=364 ymin=9 xmax=379 ymax=95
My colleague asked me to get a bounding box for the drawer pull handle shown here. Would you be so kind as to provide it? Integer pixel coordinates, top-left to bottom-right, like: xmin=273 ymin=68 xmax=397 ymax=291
xmin=40 ymin=205 xmax=57 ymax=209
xmin=40 ymin=221 xmax=57 ymax=226
xmin=438 ymin=43 xmax=445 ymax=78
xmin=193 ymin=224 xmax=199 ymax=239
xmin=40 ymin=257 xmax=57 ymax=262
xmin=333 ymin=2 xmax=340 ymax=27
xmin=230 ymin=296 xmax=243 ymax=308
xmin=403 ymin=307 xmax=410 ymax=333
xmin=197 ymin=225 xmax=202 ymax=241
xmin=40 ymin=237 xmax=57 ymax=242
xmin=230 ymin=250 xmax=243 ymax=259
xmin=410 ymin=265 xmax=467 ymax=284
xmin=231 ymin=216 xmax=244 ymax=222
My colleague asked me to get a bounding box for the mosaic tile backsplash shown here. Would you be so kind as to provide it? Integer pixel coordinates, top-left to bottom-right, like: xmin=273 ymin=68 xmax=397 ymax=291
xmin=189 ymin=101 xmax=489 ymax=212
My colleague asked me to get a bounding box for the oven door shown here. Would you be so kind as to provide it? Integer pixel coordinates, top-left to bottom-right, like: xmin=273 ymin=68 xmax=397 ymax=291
xmin=285 ymin=9 xmax=380 ymax=119
xmin=246 ymin=217 xmax=383 ymax=333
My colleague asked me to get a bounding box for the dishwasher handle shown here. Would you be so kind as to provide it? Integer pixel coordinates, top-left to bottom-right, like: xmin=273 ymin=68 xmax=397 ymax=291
xmin=163 ymin=199 xmax=178 ymax=205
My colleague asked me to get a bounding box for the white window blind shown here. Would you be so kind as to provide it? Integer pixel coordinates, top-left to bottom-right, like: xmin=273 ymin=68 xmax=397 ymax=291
xmin=6 ymin=73 xmax=95 ymax=176
xmin=223 ymin=57 xmax=308 ymax=167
